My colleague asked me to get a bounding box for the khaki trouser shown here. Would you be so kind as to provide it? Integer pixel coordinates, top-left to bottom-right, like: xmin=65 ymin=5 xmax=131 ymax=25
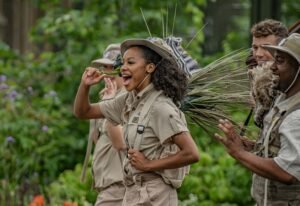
xmin=122 ymin=173 xmax=178 ymax=206
xmin=252 ymin=174 xmax=300 ymax=206
xmin=255 ymin=201 xmax=300 ymax=206
xmin=95 ymin=182 xmax=126 ymax=206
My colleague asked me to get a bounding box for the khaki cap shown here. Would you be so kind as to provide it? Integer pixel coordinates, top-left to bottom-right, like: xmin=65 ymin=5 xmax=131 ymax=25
xmin=92 ymin=43 xmax=120 ymax=66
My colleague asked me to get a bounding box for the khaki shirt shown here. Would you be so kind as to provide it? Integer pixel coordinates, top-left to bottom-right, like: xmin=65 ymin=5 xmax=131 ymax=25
xmin=251 ymin=91 xmax=300 ymax=205
xmin=91 ymin=88 xmax=126 ymax=190
xmin=99 ymin=84 xmax=189 ymax=185
xmin=92 ymin=119 xmax=124 ymax=190
xmin=263 ymin=92 xmax=300 ymax=180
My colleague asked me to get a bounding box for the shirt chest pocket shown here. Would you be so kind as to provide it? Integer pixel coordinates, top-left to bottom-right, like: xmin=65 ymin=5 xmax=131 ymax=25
xmin=125 ymin=115 xmax=154 ymax=149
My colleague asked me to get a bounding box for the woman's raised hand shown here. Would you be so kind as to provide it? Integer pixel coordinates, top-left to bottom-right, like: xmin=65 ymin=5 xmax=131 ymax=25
xmin=82 ymin=67 xmax=105 ymax=86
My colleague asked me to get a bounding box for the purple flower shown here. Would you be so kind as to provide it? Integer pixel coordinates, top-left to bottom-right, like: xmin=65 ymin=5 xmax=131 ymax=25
xmin=42 ymin=125 xmax=49 ymax=132
xmin=0 ymin=75 xmax=7 ymax=82
xmin=0 ymin=83 xmax=9 ymax=90
xmin=6 ymin=136 xmax=15 ymax=143
xmin=7 ymin=90 xmax=18 ymax=101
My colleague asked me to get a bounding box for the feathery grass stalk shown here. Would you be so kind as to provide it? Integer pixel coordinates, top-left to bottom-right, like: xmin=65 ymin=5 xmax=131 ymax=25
xmin=183 ymin=49 xmax=251 ymax=136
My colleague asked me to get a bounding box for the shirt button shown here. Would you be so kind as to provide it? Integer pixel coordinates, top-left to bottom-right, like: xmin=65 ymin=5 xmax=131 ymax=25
xmin=132 ymin=107 xmax=135 ymax=111
xmin=169 ymin=114 xmax=173 ymax=118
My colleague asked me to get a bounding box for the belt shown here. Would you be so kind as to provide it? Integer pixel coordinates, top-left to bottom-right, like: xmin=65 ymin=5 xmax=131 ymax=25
xmin=95 ymin=181 xmax=124 ymax=192
xmin=133 ymin=173 xmax=161 ymax=186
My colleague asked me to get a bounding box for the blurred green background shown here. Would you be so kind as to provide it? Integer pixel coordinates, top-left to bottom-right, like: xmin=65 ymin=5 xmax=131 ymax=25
xmin=0 ymin=0 xmax=299 ymax=205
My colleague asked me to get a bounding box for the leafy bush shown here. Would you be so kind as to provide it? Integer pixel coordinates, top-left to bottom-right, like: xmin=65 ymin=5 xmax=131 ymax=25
xmin=177 ymin=123 xmax=255 ymax=206
xmin=0 ymin=44 xmax=87 ymax=205
xmin=3 ymin=0 xmax=290 ymax=205
xmin=46 ymin=164 xmax=97 ymax=205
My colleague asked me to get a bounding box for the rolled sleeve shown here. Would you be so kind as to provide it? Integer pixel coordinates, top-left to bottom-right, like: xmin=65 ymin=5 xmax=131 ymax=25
xmin=99 ymin=93 xmax=127 ymax=126
xmin=150 ymin=100 xmax=189 ymax=144
xmin=274 ymin=110 xmax=300 ymax=181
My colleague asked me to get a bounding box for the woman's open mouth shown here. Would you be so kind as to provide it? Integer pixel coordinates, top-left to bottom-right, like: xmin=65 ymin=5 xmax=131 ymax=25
xmin=122 ymin=74 xmax=132 ymax=86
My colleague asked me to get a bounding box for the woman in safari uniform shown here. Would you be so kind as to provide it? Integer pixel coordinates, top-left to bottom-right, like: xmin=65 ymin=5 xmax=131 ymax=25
xmin=74 ymin=37 xmax=200 ymax=205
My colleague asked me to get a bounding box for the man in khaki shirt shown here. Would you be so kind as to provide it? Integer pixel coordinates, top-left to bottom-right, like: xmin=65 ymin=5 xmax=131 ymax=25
xmin=216 ymin=33 xmax=300 ymax=206
xmin=83 ymin=44 xmax=126 ymax=206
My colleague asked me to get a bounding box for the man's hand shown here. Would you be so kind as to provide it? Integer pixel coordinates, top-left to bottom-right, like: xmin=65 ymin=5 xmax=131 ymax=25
xmin=214 ymin=119 xmax=245 ymax=157
xmin=100 ymin=78 xmax=118 ymax=100
xmin=240 ymin=136 xmax=255 ymax=151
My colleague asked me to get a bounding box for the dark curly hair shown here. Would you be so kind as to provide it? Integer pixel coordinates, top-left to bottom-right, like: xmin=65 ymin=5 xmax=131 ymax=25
xmin=251 ymin=19 xmax=288 ymax=42
xmin=137 ymin=45 xmax=188 ymax=106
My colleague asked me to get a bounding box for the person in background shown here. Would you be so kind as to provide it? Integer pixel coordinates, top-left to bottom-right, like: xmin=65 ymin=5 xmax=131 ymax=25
xmin=243 ymin=19 xmax=289 ymax=131
xmin=80 ymin=44 xmax=126 ymax=206
xmin=251 ymin=19 xmax=288 ymax=66
xmin=216 ymin=33 xmax=300 ymax=206
xmin=74 ymin=37 xmax=199 ymax=206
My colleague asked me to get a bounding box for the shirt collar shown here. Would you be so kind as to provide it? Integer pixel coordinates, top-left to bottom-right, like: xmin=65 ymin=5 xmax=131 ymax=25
xmin=124 ymin=83 xmax=156 ymax=114
xmin=134 ymin=83 xmax=155 ymax=100
xmin=274 ymin=91 xmax=300 ymax=114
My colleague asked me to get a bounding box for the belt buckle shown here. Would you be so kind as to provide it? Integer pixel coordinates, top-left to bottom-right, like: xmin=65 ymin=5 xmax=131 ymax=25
xmin=133 ymin=175 xmax=143 ymax=186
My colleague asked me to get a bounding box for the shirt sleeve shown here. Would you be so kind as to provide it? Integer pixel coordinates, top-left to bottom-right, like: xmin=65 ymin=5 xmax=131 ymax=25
xmin=149 ymin=99 xmax=189 ymax=144
xmin=274 ymin=110 xmax=300 ymax=181
xmin=99 ymin=93 xmax=127 ymax=126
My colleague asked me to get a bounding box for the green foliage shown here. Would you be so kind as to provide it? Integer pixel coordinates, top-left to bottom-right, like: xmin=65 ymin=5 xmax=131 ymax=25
xmin=180 ymin=156 xmax=252 ymax=206
xmin=282 ymin=1 xmax=300 ymax=27
xmin=47 ymin=164 xmax=97 ymax=205
xmin=179 ymin=124 xmax=254 ymax=206
xmin=221 ymin=0 xmax=250 ymax=53
xmin=0 ymin=44 xmax=87 ymax=204
xmin=3 ymin=0 xmax=297 ymax=205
